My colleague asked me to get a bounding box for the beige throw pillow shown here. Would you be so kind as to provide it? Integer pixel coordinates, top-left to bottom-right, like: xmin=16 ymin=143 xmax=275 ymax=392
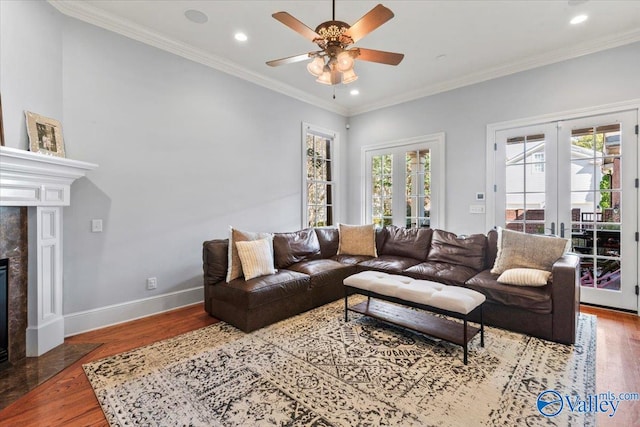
xmin=235 ymin=238 xmax=276 ymax=280
xmin=497 ymin=268 xmax=551 ymax=287
xmin=226 ymin=227 xmax=273 ymax=282
xmin=337 ymin=223 xmax=377 ymax=257
xmin=491 ymin=227 xmax=568 ymax=274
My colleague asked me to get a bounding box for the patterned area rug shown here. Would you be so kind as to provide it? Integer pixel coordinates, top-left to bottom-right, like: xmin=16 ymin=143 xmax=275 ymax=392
xmin=84 ymin=297 xmax=595 ymax=426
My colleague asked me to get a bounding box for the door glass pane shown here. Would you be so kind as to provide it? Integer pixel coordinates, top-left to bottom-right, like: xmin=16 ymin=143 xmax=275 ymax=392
xmin=505 ymin=134 xmax=546 ymax=234
xmin=372 ymin=154 xmax=393 ymax=228
xmin=405 ymin=149 xmax=430 ymax=228
xmin=570 ymin=124 xmax=622 ymax=291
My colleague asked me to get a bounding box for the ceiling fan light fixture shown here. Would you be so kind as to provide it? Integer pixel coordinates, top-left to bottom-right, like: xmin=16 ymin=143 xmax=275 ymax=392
xmin=307 ymin=56 xmax=325 ymax=77
xmin=336 ymin=50 xmax=355 ymax=72
xmin=316 ymin=70 xmax=333 ymax=85
xmin=341 ymin=68 xmax=358 ymax=84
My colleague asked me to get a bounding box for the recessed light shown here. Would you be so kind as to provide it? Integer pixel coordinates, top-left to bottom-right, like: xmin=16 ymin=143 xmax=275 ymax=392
xmin=570 ymin=14 xmax=588 ymax=25
xmin=235 ymin=32 xmax=248 ymax=42
xmin=184 ymin=9 xmax=208 ymax=24
xmin=350 ymin=89 xmax=359 ymax=96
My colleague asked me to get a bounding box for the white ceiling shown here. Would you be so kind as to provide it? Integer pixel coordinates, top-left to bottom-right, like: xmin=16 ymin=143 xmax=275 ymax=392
xmin=49 ymin=0 xmax=640 ymax=116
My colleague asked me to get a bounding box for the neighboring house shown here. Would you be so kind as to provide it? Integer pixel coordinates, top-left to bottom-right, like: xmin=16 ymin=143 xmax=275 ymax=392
xmin=505 ymin=140 xmax=608 ymax=215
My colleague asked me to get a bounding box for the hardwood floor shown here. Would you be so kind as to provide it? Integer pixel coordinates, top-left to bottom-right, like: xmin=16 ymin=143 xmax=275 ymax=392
xmin=0 ymin=304 xmax=218 ymax=427
xmin=581 ymin=305 xmax=640 ymax=426
xmin=0 ymin=303 xmax=638 ymax=426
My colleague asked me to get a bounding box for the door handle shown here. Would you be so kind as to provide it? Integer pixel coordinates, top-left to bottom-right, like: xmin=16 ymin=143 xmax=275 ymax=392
xmin=560 ymin=222 xmax=565 ymax=238
xmin=548 ymin=222 xmax=556 ymax=235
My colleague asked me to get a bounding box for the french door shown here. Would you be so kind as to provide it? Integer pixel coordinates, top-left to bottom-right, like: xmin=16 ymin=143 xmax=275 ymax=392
xmin=363 ymin=136 xmax=444 ymax=229
xmin=494 ymin=110 xmax=638 ymax=310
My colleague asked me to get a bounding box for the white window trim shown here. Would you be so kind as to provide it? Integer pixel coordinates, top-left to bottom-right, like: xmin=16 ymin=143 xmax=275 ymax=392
xmin=302 ymin=122 xmax=340 ymax=228
xmin=360 ymin=132 xmax=446 ymax=229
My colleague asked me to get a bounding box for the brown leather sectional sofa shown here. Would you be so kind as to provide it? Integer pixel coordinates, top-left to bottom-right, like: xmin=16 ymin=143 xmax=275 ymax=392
xmin=203 ymin=226 xmax=580 ymax=344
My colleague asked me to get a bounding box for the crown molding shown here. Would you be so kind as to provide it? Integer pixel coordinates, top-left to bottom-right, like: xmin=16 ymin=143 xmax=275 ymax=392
xmin=47 ymin=0 xmax=349 ymax=117
xmin=348 ymin=28 xmax=640 ymax=116
xmin=49 ymin=1 xmax=640 ymax=118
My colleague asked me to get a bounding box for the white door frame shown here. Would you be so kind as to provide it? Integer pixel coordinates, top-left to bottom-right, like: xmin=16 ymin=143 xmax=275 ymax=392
xmin=486 ymin=98 xmax=640 ymax=314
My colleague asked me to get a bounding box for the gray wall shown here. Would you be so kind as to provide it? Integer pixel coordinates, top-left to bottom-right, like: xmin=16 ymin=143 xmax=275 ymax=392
xmin=0 ymin=0 xmax=63 ymax=145
xmin=346 ymin=42 xmax=640 ymax=234
xmin=1 ymin=1 xmax=347 ymax=318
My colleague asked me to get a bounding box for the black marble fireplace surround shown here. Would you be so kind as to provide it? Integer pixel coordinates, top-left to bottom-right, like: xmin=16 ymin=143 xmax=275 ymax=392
xmin=0 ymin=206 xmax=28 ymax=366
xmin=1 ymin=258 xmax=8 ymax=363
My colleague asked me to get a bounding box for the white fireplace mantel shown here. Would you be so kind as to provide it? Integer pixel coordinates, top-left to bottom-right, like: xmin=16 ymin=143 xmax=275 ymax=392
xmin=0 ymin=146 xmax=98 ymax=356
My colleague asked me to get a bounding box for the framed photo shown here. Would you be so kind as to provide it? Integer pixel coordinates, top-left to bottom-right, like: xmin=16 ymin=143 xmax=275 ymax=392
xmin=25 ymin=111 xmax=65 ymax=157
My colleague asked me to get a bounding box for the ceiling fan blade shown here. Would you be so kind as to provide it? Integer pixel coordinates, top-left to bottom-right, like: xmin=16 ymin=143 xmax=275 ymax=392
xmin=266 ymin=53 xmax=313 ymax=67
xmin=272 ymin=12 xmax=320 ymax=41
xmin=357 ymin=48 xmax=404 ymax=65
xmin=345 ymin=4 xmax=394 ymax=43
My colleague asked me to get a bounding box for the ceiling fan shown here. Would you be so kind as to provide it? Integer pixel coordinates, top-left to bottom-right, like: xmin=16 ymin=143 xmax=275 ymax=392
xmin=266 ymin=1 xmax=404 ymax=85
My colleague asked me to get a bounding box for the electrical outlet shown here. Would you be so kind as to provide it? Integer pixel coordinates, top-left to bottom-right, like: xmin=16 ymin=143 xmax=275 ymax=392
xmin=146 ymin=277 xmax=157 ymax=290
xmin=91 ymin=219 xmax=103 ymax=232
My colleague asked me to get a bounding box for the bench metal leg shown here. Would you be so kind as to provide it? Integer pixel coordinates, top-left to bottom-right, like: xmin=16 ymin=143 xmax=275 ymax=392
xmin=463 ymin=317 xmax=468 ymax=365
xmin=480 ymin=305 xmax=485 ymax=347
xmin=344 ymin=287 xmax=349 ymax=322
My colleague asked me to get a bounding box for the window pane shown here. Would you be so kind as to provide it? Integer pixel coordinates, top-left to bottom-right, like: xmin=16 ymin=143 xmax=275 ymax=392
xmin=505 ymin=165 xmax=524 ymax=193
xmin=314 ymin=136 xmax=326 ymax=159
xmin=305 ymin=129 xmax=335 ymax=227
xmin=571 ymin=159 xmax=595 ymax=192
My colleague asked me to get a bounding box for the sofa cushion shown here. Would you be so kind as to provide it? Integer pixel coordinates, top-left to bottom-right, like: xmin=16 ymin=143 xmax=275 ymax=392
xmin=404 ymin=261 xmax=479 ymax=286
xmin=427 ymin=230 xmax=486 ymax=271
xmin=332 ymin=254 xmax=374 ymax=265
xmin=315 ymin=227 xmax=340 ymax=258
xmin=466 ymin=270 xmax=552 ymax=314
xmin=358 ymin=255 xmax=422 ymax=274
xmin=497 ymin=268 xmax=551 ymax=287
xmin=485 ymin=229 xmax=499 ymax=270
xmin=203 ymin=239 xmax=229 ymax=285
xmin=337 ymin=223 xmax=377 ymax=256
xmin=491 ymin=227 xmax=568 ymax=274
xmin=287 ymin=259 xmax=356 ymax=290
xmin=226 ymin=227 xmax=273 ymax=282
xmin=214 ymin=270 xmax=310 ymax=310
xmin=273 ymin=228 xmax=321 ymax=269
xmin=380 ymin=226 xmax=433 ymax=260
xmin=235 ymin=238 xmax=277 ymax=280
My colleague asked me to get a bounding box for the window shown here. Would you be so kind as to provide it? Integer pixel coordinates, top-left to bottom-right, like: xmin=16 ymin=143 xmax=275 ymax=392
xmin=303 ymin=124 xmax=337 ymax=227
xmin=371 ymin=154 xmax=393 ymax=227
xmin=363 ymin=133 xmax=445 ymax=229
xmin=532 ymin=152 xmax=545 ymax=173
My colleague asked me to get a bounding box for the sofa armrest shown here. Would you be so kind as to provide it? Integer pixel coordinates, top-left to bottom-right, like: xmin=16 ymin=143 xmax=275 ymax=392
xmin=203 ymin=239 xmax=229 ymax=313
xmin=551 ymin=253 xmax=580 ymax=344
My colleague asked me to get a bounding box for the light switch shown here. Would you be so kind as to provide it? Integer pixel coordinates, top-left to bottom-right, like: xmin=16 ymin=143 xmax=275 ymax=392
xmin=91 ymin=219 xmax=103 ymax=232
xmin=469 ymin=205 xmax=485 ymax=214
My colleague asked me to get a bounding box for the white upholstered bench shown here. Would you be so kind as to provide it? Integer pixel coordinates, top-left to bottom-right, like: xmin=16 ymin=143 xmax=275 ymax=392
xmin=343 ymin=271 xmax=486 ymax=364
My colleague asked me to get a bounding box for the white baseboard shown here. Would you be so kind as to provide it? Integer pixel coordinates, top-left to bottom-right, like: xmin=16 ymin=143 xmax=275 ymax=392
xmin=64 ymin=286 xmax=204 ymax=337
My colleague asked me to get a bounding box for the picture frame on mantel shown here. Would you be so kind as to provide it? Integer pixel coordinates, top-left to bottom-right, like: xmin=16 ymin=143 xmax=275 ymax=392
xmin=25 ymin=111 xmax=66 ymax=157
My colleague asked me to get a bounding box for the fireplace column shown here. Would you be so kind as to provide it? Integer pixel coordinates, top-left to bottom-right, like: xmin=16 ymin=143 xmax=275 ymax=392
xmin=0 ymin=146 xmax=97 ymax=357
xmin=26 ymin=206 xmax=63 ymax=356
